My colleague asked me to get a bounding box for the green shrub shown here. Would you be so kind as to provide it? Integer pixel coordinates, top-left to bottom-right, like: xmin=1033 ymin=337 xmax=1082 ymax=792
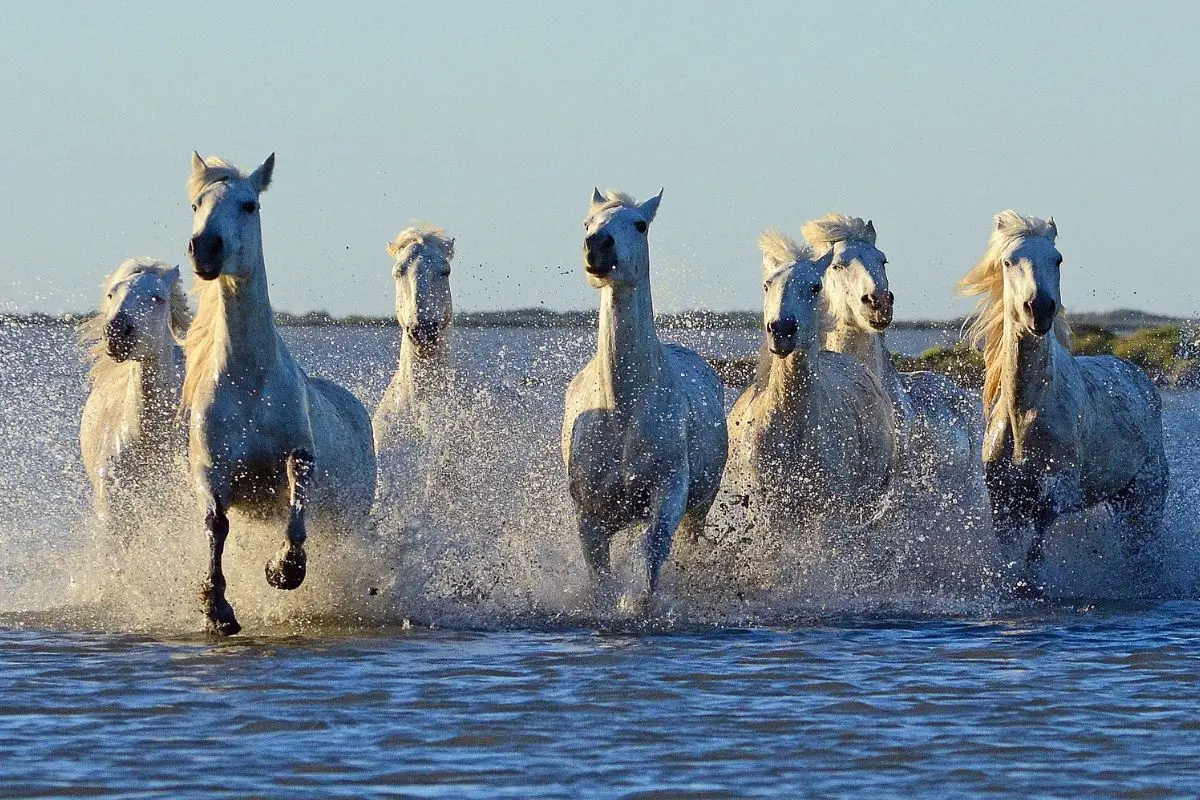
xmin=894 ymin=341 xmax=984 ymax=390
xmin=1113 ymin=326 xmax=1181 ymax=383
xmin=1070 ymin=323 xmax=1116 ymax=356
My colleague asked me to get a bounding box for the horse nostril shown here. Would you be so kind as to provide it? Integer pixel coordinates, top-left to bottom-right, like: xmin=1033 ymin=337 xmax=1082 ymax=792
xmin=769 ymin=318 xmax=798 ymax=336
xmin=861 ymin=294 xmax=875 ymax=308
xmin=885 ymin=291 xmax=894 ymax=305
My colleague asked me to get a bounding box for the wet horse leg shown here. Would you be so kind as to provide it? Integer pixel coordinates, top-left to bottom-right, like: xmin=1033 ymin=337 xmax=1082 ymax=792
xmin=578 ymin=510 xmax=615 ymax=586
xmin=266 ymin=448 xmax=313 ymax=590
xmin=201 ymin=497 xmax=240 ymax=635
xmin=645 ymin=476 xmax=690 ymax=598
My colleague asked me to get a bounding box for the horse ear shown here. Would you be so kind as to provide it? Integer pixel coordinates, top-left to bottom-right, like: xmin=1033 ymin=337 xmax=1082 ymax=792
xmin=249 ymin=153 xmax=275 ymax=193
xmin=1046 ymin=216 xmax=1058 ymax=240
xmin=865 ymin=219 xmax=877 ymax=243
xmin=165 ymin=264 xmax=181 ymax=284
xmin=995 ymin=213 xmax=1010 ymax=231
xmin=191 ymin=151 xmax=207 ymax=172
xmin=640 ymin=188 xmax=664 ymax=223
xmin=590 ymin=187 xmax=606 ymax=207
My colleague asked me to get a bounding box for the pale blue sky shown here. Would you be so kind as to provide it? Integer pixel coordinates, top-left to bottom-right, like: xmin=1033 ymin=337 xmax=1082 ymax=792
xmin=1 ymin=2 xmax=1197 ymax=318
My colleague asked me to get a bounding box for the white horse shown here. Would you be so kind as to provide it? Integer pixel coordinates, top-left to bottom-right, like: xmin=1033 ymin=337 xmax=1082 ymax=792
xmin=727 ymin=231 xmax=895 ymax=530
xmin=803 ymin=213 xmax=983 ymax=494
xmin=79 ymin=258 xmax=190 ymax=531
xmin=959 ymin=210 xmax=1168 ymax=589
xmin=185 ymin=152 xmax=376 ymax=635
xmin=562 ymin=188 xmax=728 ymax=610
xmin=372 ymin=224 xmax=456 ymax=511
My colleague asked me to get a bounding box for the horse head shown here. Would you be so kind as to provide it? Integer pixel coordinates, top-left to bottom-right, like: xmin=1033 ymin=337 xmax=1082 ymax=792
xmin=995 ymin=212 xmax=1062 ymax=337
xmin=97 ymin=258 xmax=186 ymax=363
xmin=581 ymin=188 xmax=662 ymax=289
xmin=803 ymin=214 xmax=892 ymax=333
xmin=388 ymin=225 xmax=455 ymax=348
xmin=186 ymin=152 xmax=274 ymax=282
xmin=759 ymin=230 xmax=832 ymax=358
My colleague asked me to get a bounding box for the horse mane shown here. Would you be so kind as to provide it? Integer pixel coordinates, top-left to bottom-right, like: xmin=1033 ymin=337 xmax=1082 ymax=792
xmin=187 ymin=156 xmax=248 ymax=203
xmin=79 ymin=258 xmax=190 ymax=386
xmin=959 ymin=210 xmax=1070 ymax=412
xmin=802 ymin=213 xmax=876 ymax=252
xmin=387 ymin=224 xmax=456 ymax=261
xmin=758 ymin=229 xmax=812 ymax=269
xmin=181 ymin=277 xmax=237 ymax=413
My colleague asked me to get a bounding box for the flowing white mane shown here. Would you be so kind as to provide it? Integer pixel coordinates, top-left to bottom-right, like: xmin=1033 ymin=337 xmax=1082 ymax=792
xmin=802 ymin=213 xmax=877 ymax=252
xmin=79 ymin=257 xmax=189 ymax=385
xmin=758 ymin=229 xmax=813 ymax=270
xmin=959 ymin=210 xmax=1069 ymax=412
xmin=387 ymin=224 xmax=456 ymax=261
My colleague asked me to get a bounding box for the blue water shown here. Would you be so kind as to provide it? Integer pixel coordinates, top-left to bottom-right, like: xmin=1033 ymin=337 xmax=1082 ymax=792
xmin=1 ymin=325 xmax=1198 ymax=797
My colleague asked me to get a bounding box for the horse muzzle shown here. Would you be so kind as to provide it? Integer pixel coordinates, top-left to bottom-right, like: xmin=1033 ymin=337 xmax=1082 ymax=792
xmin=1026 ymin=296 xmax=1057 ymax=336
xmin=104 ymin=319 xmax=136 ymax=362
xmin=584 ymin=232 xmax=617 ymax=277
xmin=863 ymin=291 xmax=894 ymax=330
xmin=767 ymin=317 xmax=798 ymax=356
xmin=406 ymin=322 xmax=442 ymax=346
xmin=189 ymin=233 xmax=224 ymax=280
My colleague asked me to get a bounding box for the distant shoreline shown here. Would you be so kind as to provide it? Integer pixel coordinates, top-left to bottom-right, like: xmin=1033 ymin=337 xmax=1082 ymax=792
xmin=0 ymin=307 xmax=1188 ymax=334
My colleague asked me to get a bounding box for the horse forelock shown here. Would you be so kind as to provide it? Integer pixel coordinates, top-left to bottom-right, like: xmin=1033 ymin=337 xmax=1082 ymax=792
xmin=959 ymin=211 xmax=1068 ymax=413
xmin=589 ymin=190 xmax=640 ymax=216
xmin=758 ymin=229 xmax=812 ymax=271
xmin=187 ymin=157 xmax=249 ymax=202
xmin=802 ymin=213 xmax=877 ymax=253
xmin=388 ymin=224 xmax=456 ymax=263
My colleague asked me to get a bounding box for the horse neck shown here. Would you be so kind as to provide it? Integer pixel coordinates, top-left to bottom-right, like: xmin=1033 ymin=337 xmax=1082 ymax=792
xmin=201 ymin=262 xmax=281 ymax=377
xmin=998 ymin=315 xmax=1057 ymax=416
xmin=596 ymin=281 xmax=663 ymax=407
xmin=824 ymin=321 xmax=900 ymax=392
xmin=765 ymin=340 xmax=819 ymax=416
xmin=393 ymin=334 xmax=453 ymax=400
xmin=106 ymin=351 xmax=178 ymax=435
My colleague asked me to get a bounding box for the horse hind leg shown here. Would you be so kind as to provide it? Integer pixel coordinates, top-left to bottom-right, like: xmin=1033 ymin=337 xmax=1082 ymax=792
xmin=201 ymin=498 xmax=240 ymax=635
xmin=1109 ymin=454 xmax=1168 ymax=566
xmin=266 ymin=448 xmax=313 ymax=591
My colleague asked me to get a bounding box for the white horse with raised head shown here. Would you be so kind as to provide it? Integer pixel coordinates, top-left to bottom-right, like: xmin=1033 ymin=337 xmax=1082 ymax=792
xmin=727 ymin=231 xmax=895 ymax=530
xmin=563 ymin=188 xmax=728 ymax=611
xmin=959 ymin=210 xmax=1168 ymax=590
xmin=185 ymin=152 xmax=376 ymax=635
xmin=372 ymin=224 xmax=456 ymax=511
xmin=803 ymin=213 xmax=984 ymax=496
xmin=80 ymin=257 xmax=190 ymax=531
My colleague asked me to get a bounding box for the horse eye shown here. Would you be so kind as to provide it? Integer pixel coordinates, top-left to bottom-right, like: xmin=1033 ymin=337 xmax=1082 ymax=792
xmin=190 ymin=204 xmax=197 ymax=213
xmin=811 ymin=283 xmax=822 ymax=295
xmin=106 ymin=291 xmax=114 ymax=299
xmin=832 ymin=262 xmax=845 ymax=270
xmin=635 ymin=220 xmax=647 ymax=234
xmin=152 ymin=296 xmax=165 ymax=304
xmin=1003 ymin=259 xmax=1013 ymax=268
xmin=242 ymin=201 xmax=258 ymax=213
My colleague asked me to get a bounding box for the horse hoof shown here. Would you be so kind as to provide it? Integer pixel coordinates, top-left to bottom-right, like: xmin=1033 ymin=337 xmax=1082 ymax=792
xmin=265 ymin=547 xmax=307 ymax=590
xmin=206 ymin=613 xmax=242 ymax=636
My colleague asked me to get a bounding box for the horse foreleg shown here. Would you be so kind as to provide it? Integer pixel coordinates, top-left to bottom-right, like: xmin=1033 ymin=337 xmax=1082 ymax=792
xmin=201 ymin=498 xmax=240 ymax=635
xmin=645 ymin=478 xmax=691 ymax=597
xmin=578 ymin=510 xmax=614 ymax=582
xmin=266 ymin=448 xmax=313 ymax=590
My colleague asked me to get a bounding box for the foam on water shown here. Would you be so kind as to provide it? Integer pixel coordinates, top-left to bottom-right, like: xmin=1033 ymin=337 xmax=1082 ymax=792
xmin=1 ymin=323 xmax=1198 ymax=636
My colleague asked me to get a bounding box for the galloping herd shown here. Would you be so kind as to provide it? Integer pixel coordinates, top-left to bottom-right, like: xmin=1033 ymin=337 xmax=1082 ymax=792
xmin=81 ymin=153 xmax=1169 ymax=634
